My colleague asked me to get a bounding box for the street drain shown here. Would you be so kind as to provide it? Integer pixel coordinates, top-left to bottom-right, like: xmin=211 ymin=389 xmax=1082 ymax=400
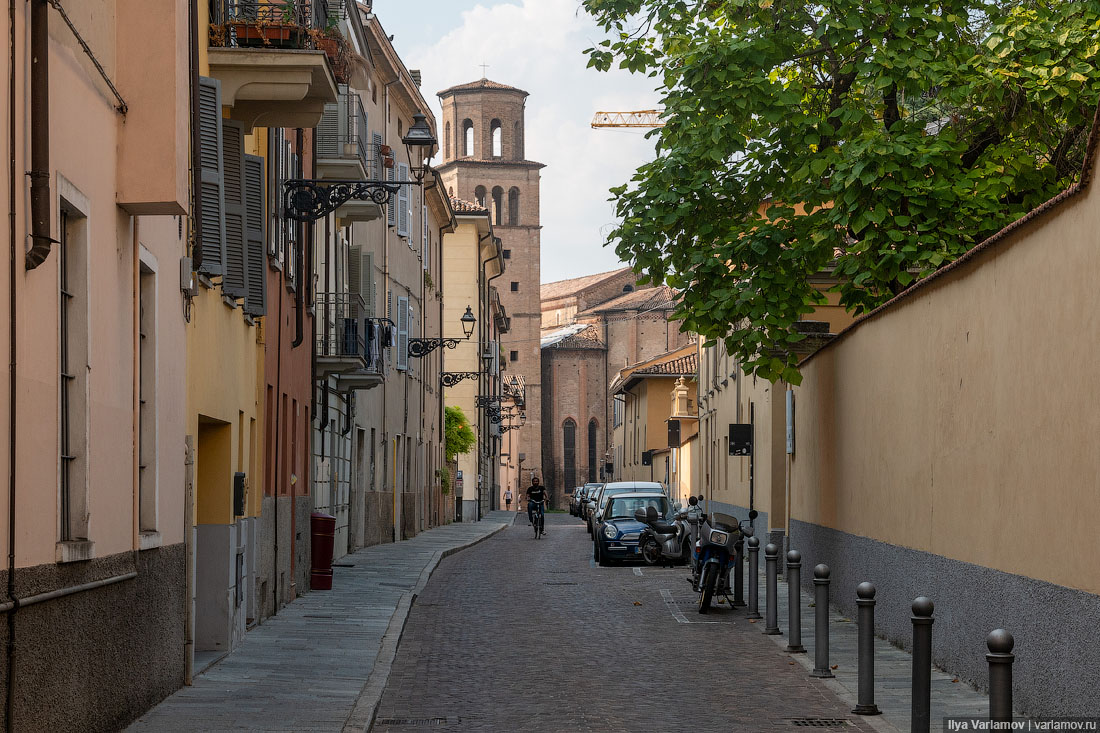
xmin=543 ymin=581 xmax=577 ymax=585
xmin=375 ymin=718 xmax=449 ymax=726
xmin=787 ymin=719 xmax=852 ymax=727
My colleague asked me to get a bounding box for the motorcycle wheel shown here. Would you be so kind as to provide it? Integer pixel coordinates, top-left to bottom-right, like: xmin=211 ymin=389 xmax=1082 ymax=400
xmin=640 ymin=537 xmax=662 ymax=566
xmin=678 ymin=538 xmax=691 ymax=566
xmin=699 ymin=563 xmax=717 ymax=614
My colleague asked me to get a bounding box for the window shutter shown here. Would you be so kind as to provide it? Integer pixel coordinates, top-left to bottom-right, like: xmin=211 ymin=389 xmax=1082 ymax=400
xmin=422 ymin=204 xmax=429 ymax=269
xmin=222 ymin=119 xmax=248 ymax=299
xmin=317 ymin=101 xmax=340 ymax=158
xmin=348 ymin=243 xmax=362 ymax=318
xmin=396 ymin=163 xmax=409 ymax=236
xmin=386 ymin=163 xmax=396 ymax=227
xmin=396 ymin=295 xmax=409 ymax=371
xmin=372 ymin=131 xmax=383 ymax=182
xmin=196 ymin=77 xmax=226 ymax=276
xmin=364 ymin=251 xmax=375 ymax=318
xmin=243 ymin=154 xmax=267 ymax=316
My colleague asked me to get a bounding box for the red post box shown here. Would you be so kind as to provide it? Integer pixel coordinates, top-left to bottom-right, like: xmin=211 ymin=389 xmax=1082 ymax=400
xmin=310 ymin=511 xmax=336 ymax=590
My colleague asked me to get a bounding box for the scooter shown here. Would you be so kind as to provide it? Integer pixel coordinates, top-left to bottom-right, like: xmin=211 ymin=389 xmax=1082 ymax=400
xmin=635 ymin=505 xmax=690 ymax=566
xmin=694 ymin=508 xmax=756 ymax=614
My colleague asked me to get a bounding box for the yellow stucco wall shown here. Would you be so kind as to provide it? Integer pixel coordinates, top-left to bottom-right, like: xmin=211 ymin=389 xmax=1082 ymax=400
xmin=791 ymin=156 xmax=1100 ymax=595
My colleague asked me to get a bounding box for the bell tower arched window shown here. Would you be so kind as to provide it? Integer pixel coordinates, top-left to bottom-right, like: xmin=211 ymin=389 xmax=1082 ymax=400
xmin=491 ymin=186 xmax=504 ymax=226
xmin=490 ymin=119 xmax=502 ymax=158
xmin=462 ymin=119 xmax=474 ymax=157
xmin=474 ymin=186 xmax=486 ymax=207
xmin=508 ymin=187 xmax=520 ymax=226
xmin=444 ymin=121 xmax=451 ymax=160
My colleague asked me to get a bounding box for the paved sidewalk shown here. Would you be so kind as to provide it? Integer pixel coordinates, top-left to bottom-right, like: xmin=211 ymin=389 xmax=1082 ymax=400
xmin=128 ymin=513 xmax=511 ymax=733
xmin=753 ymin=562 xmax=1015 ymax=733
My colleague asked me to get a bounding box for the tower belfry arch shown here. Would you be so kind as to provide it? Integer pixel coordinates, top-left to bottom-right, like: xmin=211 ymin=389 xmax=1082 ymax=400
xmin=436 ymin=78 xmax=545 ymax=507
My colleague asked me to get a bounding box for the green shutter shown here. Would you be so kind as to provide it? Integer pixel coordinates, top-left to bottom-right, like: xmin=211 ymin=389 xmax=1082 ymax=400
xmin=196 ymin=77 xmax=225 ymax=276
xmin=243 ymin=154 xmax=267 ymax=316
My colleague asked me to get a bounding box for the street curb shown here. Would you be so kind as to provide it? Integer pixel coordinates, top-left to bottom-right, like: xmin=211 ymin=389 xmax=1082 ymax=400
xmin=341 ymin=523 xmax=508 ymax=733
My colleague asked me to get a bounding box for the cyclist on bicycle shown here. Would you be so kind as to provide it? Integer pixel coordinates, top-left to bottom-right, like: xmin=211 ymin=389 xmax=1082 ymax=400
xmin=526 ymin=477 xmax=548 ymax=533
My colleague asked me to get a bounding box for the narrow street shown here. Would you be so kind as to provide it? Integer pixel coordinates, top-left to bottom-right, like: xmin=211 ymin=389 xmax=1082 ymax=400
xmin=373 ymin=513 xmax=877 ymax=732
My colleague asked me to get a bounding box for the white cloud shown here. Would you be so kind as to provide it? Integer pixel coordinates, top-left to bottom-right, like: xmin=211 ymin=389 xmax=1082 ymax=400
xmin=386 ymin=0 xmax=660 ymax=283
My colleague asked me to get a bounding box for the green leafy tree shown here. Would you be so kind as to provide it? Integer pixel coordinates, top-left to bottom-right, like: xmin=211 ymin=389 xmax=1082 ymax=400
xmin=584 ymin=0 xmax=1100 ymax=383
xmin=444 ymin=406 xmax=476 ymax=463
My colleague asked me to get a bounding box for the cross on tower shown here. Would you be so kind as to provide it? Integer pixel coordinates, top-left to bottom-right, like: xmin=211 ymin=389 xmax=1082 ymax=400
xmin=479 ymin=63 xmax=490 ymax=79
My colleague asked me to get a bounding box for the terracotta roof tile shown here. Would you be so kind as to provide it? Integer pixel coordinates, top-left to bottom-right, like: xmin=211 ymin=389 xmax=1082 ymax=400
xmin=632 ymin=352 xmax=698 ymax=376
xmin=438 ymin=78 xmax=528 ymax=97
xmin=577 ymin=285 xmax=679 ymax=315
xmin=540 ymin=267 xmax=635 ymax=301
xmin=450 ymin=197 xmax=487 ymax=214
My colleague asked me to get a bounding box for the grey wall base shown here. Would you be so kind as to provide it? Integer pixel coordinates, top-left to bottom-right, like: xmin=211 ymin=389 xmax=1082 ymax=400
xmin=461 ymin=499 xmax=479 ymax=522
xmin=790 ymin=519 xmax=1100 ymax=719
xmin=0 ymin=544 xmax=186 ymax=733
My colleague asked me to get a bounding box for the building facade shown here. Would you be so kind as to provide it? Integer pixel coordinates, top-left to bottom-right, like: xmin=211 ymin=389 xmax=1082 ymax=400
xmin=0 ymin=0 xmax=191 ymax=729
xmin=435 ymin=78 xmax=542 ymax=511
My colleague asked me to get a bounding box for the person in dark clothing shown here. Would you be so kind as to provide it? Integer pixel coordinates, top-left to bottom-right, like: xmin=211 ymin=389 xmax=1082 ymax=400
xmin=527 ymin=477 xmax=548 ymax=532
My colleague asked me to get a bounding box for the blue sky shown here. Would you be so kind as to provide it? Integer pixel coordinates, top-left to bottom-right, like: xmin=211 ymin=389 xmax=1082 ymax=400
xmin=370 ymin=0 xmax=661 ymax=284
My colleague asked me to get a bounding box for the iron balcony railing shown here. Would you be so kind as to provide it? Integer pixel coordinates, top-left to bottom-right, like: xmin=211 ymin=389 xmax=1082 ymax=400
xmin=214 ymin=0 xmax=332 ymax=48
xmin=316 ymin=87 xmax=376 ymax=176
xmin=315 ymin=293 xmax=386 ymax=371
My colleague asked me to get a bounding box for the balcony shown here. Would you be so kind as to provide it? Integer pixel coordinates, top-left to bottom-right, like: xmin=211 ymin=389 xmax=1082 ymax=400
xmin=316 ymin=88 xmax=387 ymax=223
xmin=315 ymin=294 xmax=385 ymax=390
xmin=208 ymin=0 xmax=339 ymax=130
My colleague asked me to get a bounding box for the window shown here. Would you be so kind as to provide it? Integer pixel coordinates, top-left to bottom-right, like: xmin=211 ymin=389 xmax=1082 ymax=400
xmin=588 ymin=419 xmax=598 ymax=483
xmin=503 ymin=249 xmax=511 ymax=260
xmin=474 ymin=185 xmax=486 ymax=207
xmin=510 ymin=281 xmax=519 ymax=292
xmin=513 ymin=121 xmax=522 ymax=159
xmin=563 ymin=419 xmax=577 ymax=490
xmin=139 ymin=254 xmax=158 ymax=533
xmin=623 ymin=284 xmax=634 ymax=293
xmin=509 ymin=350 xmax=518 ymax=362
xmin=463 ymin=119 xmax=474 ymax=156
xmin=490 ymin=119 xmax=502 ymax=157
xmin=444 ymin=121 xmax=451 ymax=159
xmin=59 ymin=207 xmax=89 ymax=543
xmin=396 ymin=163 xmax=410 ymax=237
xmin=491 ymin=186 xmax=503 ymax=226
xmin=508 ymin=187 xmax=520 ymax=225
xmin=613 ymin=395 xmax=624 ymax=427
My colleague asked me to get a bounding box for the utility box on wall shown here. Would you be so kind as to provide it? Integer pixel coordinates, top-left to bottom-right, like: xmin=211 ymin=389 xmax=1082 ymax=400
xmin=729 ymin=424 xmax=752 ymax=456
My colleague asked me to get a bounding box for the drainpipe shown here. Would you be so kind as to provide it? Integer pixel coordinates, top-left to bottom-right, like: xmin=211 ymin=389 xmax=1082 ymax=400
xmin=7 ymin=0 xmax=19 ymax=723
xmin=291 ymin=129 xmax=305 ymax=348
xmin=479 ymin=233 xmax=502 ymax=519
xmin=26 ymin=0 xmax=54 ymax=269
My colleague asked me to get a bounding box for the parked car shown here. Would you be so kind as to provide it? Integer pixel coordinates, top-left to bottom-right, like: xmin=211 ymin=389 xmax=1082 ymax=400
xmin=569 ymin=487 xmax=585 ymax=516
xmin=593 ymin=493 xmax=672 ymax=566
xmin=573 ymin=483 xmax=601 ymax=517
xmin=587 ymin=481 xmax=665 ymax=537
xmin=583 ymin=485 xmax=607 ymax=534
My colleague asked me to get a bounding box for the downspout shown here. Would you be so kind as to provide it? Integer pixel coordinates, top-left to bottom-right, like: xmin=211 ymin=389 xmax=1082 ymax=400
xmin=291 ymin=128 xmax=305 ymax=348
xmin=26 ymin=0 xmax=54 ymax=269
xmin=7 ymin=0 xmax=19 ymax=725
xmin=270 ymin=131 xmax=284 ymax=616
xmin=480 ymin=234 xmax=503 ymax=519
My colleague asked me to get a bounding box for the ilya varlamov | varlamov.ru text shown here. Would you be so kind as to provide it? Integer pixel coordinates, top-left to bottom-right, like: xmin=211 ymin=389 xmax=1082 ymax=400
xmin=945 ymin=720 xmax=1100 ymax=732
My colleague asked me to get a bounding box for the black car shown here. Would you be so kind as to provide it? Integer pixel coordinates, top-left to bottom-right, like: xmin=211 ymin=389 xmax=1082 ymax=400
xmin=593 ymin=493 xmax=671 ymax=566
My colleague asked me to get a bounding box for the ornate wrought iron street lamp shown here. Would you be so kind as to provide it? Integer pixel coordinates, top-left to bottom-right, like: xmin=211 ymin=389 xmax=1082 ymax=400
xmin=402 ymin=112 xmax=438 ymax=184
xmin=440 ymin=371 xmax=481 ymax=388
xmin=408 ymin=306 xmax=475 ymax=358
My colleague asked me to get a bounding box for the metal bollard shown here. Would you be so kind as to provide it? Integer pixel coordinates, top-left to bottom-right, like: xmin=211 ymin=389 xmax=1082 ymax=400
xmin=852 ymin=582 xmax=882 ymax=715
xmin=786 ymin=550 xmax=806 ymax=653
xmin=764 ymin=543 xmax=781 ymax=634
xmin=987 ymin=629 xmax=1014 ymax=723
xmin=911 ymin=597 xmax=935 ymax=733
xmin=746 ymin=537 xmax=761 ymax=619
xmin=733 ymin=539 xmax=746 ymax=607
xmin=811 ymin=564 xmax=833 ymax=677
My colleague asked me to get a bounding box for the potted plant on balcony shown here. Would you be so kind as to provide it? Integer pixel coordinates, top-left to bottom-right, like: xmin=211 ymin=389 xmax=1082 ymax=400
xmin=310 ymin=18 xmax=354 ymax=83
xmin=216 ymin=0 xmax=302 ymax=48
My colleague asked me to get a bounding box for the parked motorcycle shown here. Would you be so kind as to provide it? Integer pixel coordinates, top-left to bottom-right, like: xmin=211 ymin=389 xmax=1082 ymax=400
xmin=693 ymin=507 xmax=757 ymax=614
xmin=635 ymin=505 xmax=689 ymax=566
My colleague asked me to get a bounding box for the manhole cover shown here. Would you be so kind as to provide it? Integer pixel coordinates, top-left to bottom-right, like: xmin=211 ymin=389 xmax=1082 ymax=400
xmin=375 ymin=718 xmax=449 ymax=727
xmin=788 ymin=719 xmax=851 ymax=728
xmin=543 ymin=581 xmax=577 ymax=586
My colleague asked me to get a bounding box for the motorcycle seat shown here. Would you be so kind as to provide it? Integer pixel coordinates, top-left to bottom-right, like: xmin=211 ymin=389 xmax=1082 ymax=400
xmin=650 ymin=520 xmax=678 ymax=534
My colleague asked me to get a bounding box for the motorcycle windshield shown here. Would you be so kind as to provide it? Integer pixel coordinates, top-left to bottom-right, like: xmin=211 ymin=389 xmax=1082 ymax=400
xmin=710 ymin=512 xmax=739 ymax=533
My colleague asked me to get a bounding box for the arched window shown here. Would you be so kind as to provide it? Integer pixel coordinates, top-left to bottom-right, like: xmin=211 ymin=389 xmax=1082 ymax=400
xmin=448 ymin=186 xmax=454 ymax=197
xmin=490 ymin=119 xmax=502 ymax=158
xmin=588 ymin=419 xmax=598 ymax=483
xmin=444 ymin=121 xmax=451 ymax=159
xmin=563 ymin=419 xmax=577 ymax=490
xmin=508 ymin=187 xmax=520 ymax=225
xmin=513 ymin=121 xmax=522 ymax=159
xmin=491 ymin=186 xmax=504 ymax=226
xmin=474 ymin=185 xmax=486 ymax=207
xmin=462 ymin=119 xmax=474 ymax=157
xmin=623 ymin=284 xmax=634 ymax=293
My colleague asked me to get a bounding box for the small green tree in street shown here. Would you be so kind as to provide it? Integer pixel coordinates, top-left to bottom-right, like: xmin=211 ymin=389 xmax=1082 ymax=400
xmin=583 ymin=0 xmax=1100 ymax=383
xmin=445 ymin=406 xmax=476 ymax=463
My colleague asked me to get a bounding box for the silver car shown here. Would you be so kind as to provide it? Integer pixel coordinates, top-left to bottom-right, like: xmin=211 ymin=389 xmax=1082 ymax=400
xmin=587 ymin=481 xmax=665 ymax=537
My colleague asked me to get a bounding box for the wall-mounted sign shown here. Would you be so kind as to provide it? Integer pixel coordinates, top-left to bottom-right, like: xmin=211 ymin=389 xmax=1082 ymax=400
xmin=729 ymin=424 xmax=752 ymax=456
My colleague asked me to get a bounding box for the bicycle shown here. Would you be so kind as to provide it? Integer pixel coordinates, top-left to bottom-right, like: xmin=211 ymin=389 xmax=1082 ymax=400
xmin=531 ymin=500 xmax=545 ymax=539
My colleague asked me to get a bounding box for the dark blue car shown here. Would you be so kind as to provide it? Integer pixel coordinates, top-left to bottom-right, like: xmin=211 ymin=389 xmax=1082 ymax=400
xmin=593 ymin=493 xmax=670 ymax=567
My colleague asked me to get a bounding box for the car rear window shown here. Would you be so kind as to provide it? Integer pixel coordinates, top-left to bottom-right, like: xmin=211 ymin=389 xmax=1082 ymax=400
xmin=606 ymin=496 xmax=669 ymax=520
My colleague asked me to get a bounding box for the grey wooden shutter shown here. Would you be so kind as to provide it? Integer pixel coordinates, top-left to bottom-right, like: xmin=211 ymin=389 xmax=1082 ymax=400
xmin=221 ymin=119 xmax=248 ymax=299
xmin=371 ymin=131 xmax=383 ymax=181
xmin=317 ymin=86 xmax=348 ymax=159
xmin=348 ymin=243 xmax=362 ymax=318
xmin=196 ymin=77 xmax=226 ymax=276
xmin=243 ymin=154 xmax=267 ymax=316
xmin=396 ymin=295 xmax=409 ymax=371
xmin=364 ymin=251 xmax=375 ymax=317
xmin=422 ymin=204 xmax=429 ymax=269
xmin=396 ymin=163 xmax=409 ymax=237
xmin=386 ymin=163 xmax=396 ymax=227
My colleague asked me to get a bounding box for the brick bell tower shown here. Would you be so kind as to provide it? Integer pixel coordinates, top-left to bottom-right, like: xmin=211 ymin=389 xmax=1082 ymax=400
xmin=436 ymin=78 xmax=544 ymax=502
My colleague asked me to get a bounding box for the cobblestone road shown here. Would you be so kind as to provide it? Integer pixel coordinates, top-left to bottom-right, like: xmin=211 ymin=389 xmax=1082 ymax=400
xmin=373 ymin=513 xmax=881 ymax=732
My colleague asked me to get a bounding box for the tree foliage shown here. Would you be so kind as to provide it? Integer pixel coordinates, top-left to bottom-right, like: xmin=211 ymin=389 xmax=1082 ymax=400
xmin=444 ymin=406 xmax=476 ymax=463
xmin=583 ymin=0 xmax=1100 ymax=383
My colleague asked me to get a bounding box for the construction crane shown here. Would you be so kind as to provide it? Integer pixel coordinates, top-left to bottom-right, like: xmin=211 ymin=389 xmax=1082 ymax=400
xmin=591 ymin=110 xmax=665 ymax=129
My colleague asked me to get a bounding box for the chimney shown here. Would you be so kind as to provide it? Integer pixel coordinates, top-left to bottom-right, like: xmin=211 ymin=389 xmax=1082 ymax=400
xmin=410 ymin=70 xmax=422 ymax=87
